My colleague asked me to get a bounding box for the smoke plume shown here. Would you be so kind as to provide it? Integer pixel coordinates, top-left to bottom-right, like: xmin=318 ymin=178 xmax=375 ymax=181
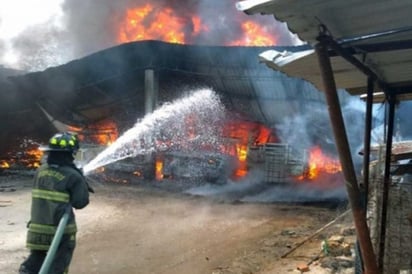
xmin=1 ymin=0 xmax=301 ymax=71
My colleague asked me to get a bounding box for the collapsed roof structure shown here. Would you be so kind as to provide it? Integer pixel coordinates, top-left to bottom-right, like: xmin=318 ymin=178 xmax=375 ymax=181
xmin=0 ymin=41 xmax=328 ymax=155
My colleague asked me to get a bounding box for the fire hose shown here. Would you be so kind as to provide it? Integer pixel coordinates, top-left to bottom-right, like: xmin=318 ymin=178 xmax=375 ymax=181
xmin=38 ymin=206 xmax=71 ymax=274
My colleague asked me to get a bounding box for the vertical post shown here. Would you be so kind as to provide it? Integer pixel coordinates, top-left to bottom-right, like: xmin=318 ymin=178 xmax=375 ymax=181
xmin=315 ymin=41 xmax=379 ymax=274
xmin=144 ymin=69 xmax=159 ymax=180
xmin=378 ymin=94 xmax=396 ymax=272
xmin=144 ymin=69 xmax=158 ymax=115
xmin=363 ymin=77 xmax=374 ymax=205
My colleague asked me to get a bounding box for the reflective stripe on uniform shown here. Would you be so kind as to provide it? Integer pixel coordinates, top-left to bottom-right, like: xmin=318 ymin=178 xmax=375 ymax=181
xmin=27 ymin=225 xmax=77 ymax=251
xmin=32 ymin=188 xmax=70 ymax=203
xmin=27 ymin=243 xmax=50 ymax=250
xmin=28 ymin=223 xmax=77 ymax=234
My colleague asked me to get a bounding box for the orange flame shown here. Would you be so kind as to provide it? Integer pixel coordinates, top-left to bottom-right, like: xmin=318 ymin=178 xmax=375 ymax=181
xmin=155 ymin=158 xmax=164 ymax=180
xmin=228 ymin=21 xmax=277 ymax=46
xmin=255 ymin=124 xmax=274 ymax=145
xmin=80 ymin=119 xmax=118 ymax=145
xmin=234 ymin=143 xmax=248 ymax=177
xmin=222 ymin=120 xmax=277 ymax=179
xmin=300 ymin=146 xmax=342 ymax=180
xmin=25 ymin=149 xmax=43 ymax=168
xmin=118 ymin=4 xmax=206 ymax=44
xmin=223 ymin=120 xmax=276 ymax=146
xmin=117 ymin=4 xmax=276 ymax=46
xmin=0 ymin=160 xmax=10 ymax=169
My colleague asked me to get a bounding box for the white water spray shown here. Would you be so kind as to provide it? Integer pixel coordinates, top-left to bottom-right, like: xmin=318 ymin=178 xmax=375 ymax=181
xmin=82 ymin=88 xmax=225 ymax=175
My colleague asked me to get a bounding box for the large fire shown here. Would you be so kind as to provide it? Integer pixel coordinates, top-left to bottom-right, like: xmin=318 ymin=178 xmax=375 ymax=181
xmin=222 ymin=120 xmax=277 ymax=179
xmin=0 ymin=120 xmax=118 ymax=172
xmin=0 ymin=114 xmax=341 ymax=187
xmin=0 ymin=111 xmax=342 ymax=189
xmin=90 ymin=3 xmax=281 ymax=181
xmin=298 ymin=146 xmax=342 ymax=181
xmin=228 ymin=21 xmax=276 ymax=46
xmin=0 ymin=146 xmax=43 ymax=171
xmin=117 ymin=3 xmax=277 ymax=46
xmin=118 ymin=4 xmax=198 ymax=44
xmin=85 ymin=120 xmax=118 ymax=145
xmin=74 ymin=119 xmax=119 ymax=146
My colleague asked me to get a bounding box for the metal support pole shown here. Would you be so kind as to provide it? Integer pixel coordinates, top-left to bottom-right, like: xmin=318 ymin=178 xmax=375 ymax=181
xmin=315 ymin=41 xmax=379 ymax=274
xmin=363 ymin=77 xmax=374 ymax=205
xmin=377 ymin=94 xmax=396 ymax=272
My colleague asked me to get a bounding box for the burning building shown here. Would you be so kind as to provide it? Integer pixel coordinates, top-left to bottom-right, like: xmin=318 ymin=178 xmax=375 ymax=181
xmin=0 ymin=40 xmax=345 ymax=185
xmin=0 ymin=0 xmax=345 ymax=186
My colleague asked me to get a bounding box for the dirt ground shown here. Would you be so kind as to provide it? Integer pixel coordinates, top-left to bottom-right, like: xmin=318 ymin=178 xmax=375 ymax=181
xmin=0 ymin=173 xmax=356 ymax=274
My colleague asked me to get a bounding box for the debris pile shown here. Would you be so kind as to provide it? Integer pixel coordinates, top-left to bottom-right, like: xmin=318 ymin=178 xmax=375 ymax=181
xmin=299 ymin=229 xmax=356 ymax=274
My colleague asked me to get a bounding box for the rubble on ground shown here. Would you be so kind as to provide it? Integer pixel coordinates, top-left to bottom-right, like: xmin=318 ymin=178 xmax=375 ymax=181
xmin=300 ymin=230 xmax=356 ymax=274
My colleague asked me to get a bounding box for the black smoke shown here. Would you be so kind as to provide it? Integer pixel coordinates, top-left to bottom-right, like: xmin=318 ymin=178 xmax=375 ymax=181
xmin=2 ymin=0 xmax=300 ymax=71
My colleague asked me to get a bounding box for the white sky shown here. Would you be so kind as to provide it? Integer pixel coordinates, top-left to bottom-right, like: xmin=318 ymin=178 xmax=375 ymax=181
xmin=0 ymin=0 xmax=63 ymax=39
xmin=0 ymin=0 xmax=64 ymax=66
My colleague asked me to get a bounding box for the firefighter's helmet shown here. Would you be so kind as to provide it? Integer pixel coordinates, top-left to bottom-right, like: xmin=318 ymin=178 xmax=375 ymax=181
xmin=40 ymin=132 xmax=79 ymax=153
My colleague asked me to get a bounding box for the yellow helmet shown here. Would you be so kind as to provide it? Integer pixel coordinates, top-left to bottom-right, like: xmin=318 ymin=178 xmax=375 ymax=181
xmin=40 ymin=132 xmax=79 ymax=153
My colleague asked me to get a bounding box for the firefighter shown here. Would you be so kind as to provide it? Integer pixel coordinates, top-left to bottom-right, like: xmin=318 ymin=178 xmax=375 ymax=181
xmin=19 ymin=132 xmax=91 ymax=274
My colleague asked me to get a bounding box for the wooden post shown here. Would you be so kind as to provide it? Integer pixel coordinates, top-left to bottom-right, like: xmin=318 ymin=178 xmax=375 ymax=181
xmin=315 ymin=40 xmax=379 ymax=274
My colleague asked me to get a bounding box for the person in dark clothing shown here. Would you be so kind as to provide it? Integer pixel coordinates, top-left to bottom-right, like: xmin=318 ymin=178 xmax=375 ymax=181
xmin=19 ymin=132 xmax=91 ymax=274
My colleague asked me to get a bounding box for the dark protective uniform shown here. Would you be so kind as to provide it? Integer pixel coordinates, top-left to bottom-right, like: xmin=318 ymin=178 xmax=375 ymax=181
xmin=19 ymin=151 xmax=90 ymax=274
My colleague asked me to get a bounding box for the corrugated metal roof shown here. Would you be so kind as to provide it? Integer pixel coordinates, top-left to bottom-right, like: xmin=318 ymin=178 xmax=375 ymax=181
xmin=237 ymin=0 xmax=412 ymax=98
xmin=5 ymin=41 xmax=327 ymax=125
xmin=1 ymin=41 xmax=329 ymax=154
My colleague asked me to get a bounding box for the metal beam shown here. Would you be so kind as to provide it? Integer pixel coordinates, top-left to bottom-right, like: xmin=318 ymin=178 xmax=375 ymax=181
xmin=343 ymin=39 xmax=412 ymax=54
xmin=378 ymin=93 xmax=396 ymax=272
xmin=362 ymin=77 xmax=374 ymax=208
xmin=323 ymin=35 xmax=384 ymax=86
xmin=338 ymin=25 xmax=412 ymax=45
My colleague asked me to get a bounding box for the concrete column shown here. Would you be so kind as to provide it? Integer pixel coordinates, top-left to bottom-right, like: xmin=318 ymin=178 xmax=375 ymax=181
xmin=144 ymin=69 xmax=158 ymax=114
xmin=144 ymin=69 xmax=159 ymax=180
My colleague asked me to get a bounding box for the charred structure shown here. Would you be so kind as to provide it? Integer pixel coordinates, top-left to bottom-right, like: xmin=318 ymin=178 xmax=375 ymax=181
xmin=0 ymin=41 xmax=343 ymax=185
